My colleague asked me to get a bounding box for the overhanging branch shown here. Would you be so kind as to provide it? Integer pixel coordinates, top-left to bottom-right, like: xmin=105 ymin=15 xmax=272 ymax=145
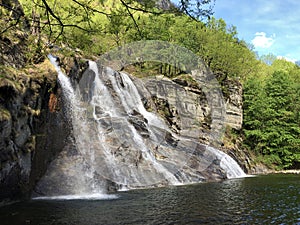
xmin=120 ymin=0 xmax=142 ymax=38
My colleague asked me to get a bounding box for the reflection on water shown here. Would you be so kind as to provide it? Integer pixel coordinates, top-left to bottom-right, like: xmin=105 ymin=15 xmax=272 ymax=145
xmin=0 ymin=174 xmax=299 ymax=225
xmin=32 ymin=193 xmax=119 ymax=201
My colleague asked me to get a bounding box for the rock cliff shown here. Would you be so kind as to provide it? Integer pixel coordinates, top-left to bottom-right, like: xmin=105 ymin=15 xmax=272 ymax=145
xmin=0 ymin=61 xmax=72 ymax=204
xmin=33 ymin=60 xmax=247 ymax=196
xmin=0 ymin=0 xmax=75 ymax=204
xmin=141 ymin=74 xmax=251 ymax=172
xmin=0 ymin=50 xmax=253 ymax=203
xmin=0 ymin=52 xmax=253 ymax=202
xmin=143 ymin=74 xmax=243 ymax=138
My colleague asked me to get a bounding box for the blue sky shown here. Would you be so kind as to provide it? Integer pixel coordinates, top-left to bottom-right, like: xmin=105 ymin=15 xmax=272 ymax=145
xmin=213 ymin=0 xmax=300 ymax=62
xmin=172 ymin=0 xmax=300 ymax=62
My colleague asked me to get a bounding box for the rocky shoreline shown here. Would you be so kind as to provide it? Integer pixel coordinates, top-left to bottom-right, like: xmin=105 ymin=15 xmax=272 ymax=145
xmin=272 ymin=170 xmax=300 ymax=174
xmin=251 ymin=169 xmax=300 ymax=175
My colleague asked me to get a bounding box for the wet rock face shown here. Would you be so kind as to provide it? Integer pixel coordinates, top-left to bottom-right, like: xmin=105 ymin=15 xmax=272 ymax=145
xmin=0 ymin=0 xmax=70 ymax=204
xmin=0 ymin=78 xmax=36 ymax=201
xmin=0 ymin=68 xmax=71 ymax=204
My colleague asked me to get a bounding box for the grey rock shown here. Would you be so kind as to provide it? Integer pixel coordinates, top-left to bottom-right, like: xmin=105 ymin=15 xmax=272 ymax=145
xmin=34 ymin=62 xmax=247 ymax=196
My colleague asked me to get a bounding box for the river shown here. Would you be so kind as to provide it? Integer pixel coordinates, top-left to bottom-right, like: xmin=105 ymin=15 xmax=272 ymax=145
xmin=0 ymin=174 xmax=299 ymax=224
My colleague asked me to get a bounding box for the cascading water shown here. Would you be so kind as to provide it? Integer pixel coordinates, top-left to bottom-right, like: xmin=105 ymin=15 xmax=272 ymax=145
xmin=52 ymin=56 xmax=100 ymax=194
xmin=206 ymin=146 xmax=247 ymax=179
xmin=88 ymin=61 xmax=179 ymax=186
xmin=34 ymin=56 xmax=114 ymax=199
xmin=34 ymin=56 xmax=246 ymax=198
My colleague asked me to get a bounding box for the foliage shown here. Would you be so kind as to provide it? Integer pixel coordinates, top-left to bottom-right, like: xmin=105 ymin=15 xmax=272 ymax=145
xmin=14 ymin=0 xmax=258 ymax=80
xmin=17 ymin=0 xmax=214 ymax=44
xmin=243 ymin=61 xmax=300 ymax=169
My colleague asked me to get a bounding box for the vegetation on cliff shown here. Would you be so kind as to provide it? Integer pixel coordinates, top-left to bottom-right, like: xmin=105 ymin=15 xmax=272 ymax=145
xmin=1 ymin=0 xmax=300 ymax=170
xmin=243 ymin=59 xmax=300 ymax=169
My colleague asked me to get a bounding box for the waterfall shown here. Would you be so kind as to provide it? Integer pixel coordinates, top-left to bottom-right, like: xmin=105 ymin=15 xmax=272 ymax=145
xmin=35 ymin=56 xmax=114 ymax=199
xmin=88 ymin=61 xmax=179 ymax=186
xmin=34 ymin=57 xmax=247 ymax=198
xmin=206 ymin=146 xmax=246 ymax=178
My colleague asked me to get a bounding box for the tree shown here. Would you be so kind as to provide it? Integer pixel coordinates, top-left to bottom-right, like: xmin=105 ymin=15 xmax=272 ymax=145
xmin=259 ymin=53 xmax=277 ymax=66
xmin=243 ymin=69 xmax=300 ymax=169
xmin=175 ymin=0 xmax=215 ymax=21
xmin=265 ymin=71 xmax=300 ymax=168
xmin=17 ymin=0 xmax=215 ymax=44
xmin=243 ymin=76 xmax=268 ymax=154
xmin=0 ymin=0 xmax=30 ymax=35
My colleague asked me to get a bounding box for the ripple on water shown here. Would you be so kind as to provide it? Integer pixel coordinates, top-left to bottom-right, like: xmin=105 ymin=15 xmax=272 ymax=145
xmin=1 ymin=174 xmax=299 ymax=225
xmin=32 ymin=193 xmax=119 ymax=201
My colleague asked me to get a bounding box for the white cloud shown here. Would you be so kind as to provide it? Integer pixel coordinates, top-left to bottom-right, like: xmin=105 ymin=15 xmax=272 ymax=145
xmin=251 ymin=32 xmax=275 ymax=48
xmin=277 ymin=55 xmax=297 ymax=63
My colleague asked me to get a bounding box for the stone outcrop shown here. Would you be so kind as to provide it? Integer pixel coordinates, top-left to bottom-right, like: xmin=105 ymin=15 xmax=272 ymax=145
xmin=140 ymin=74 xmax=251 ymax=172
xmin=0 ymin=61 xmax=71 ymax=204
xmin=223 ymin=79 xmax=243 ymax=130
xmin=142 ymin=74 xmax=243 ymax=137
xmin=143 ymin=75 xmax=213 ymax=141
xmin=0 ymin=0 xmax=76 ymax=204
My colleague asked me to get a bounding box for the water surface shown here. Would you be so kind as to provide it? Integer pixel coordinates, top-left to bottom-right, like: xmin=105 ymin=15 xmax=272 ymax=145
xmin=1 ymin=174 xmax=299 ymax=224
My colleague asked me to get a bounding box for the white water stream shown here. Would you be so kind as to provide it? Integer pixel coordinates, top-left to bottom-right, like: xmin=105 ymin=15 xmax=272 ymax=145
xmin=39 ymin=56 xmax=247 ymax=198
